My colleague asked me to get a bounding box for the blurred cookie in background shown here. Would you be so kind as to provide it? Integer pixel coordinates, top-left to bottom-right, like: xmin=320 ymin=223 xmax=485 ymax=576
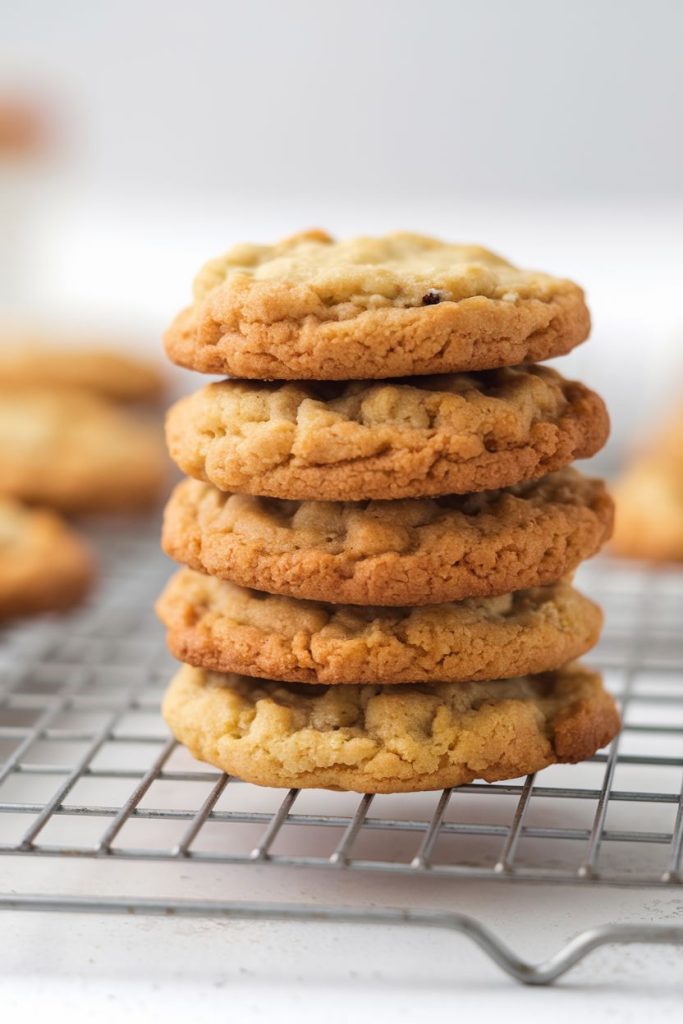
xmin=0 ymin=96 xmax=47 ymax=156
xmin=612 ymin=407 xmax=683 ymax=562
xmin=0 ymin=96 xmax=56 ymax=311
xmin=0 ymin=498 xmax=94 ymax=618
xmin=0 ymin=387 xmax=168 ymax=513
xmin=0 ymin=334 xmax=166 ymax=404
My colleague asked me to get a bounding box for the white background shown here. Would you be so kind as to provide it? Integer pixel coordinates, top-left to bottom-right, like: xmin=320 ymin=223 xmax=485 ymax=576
xmin=3 ymin=0 xmax=683 ymax=204
xmin=2 ymin=0 xmax=683 ymax=455
xmin=2 ymin=2 xmax=683 ymax=1018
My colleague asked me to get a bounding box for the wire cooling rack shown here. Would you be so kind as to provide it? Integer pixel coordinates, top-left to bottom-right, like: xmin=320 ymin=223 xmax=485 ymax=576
xmin=1 ymin=518 xmax=683 ymax=985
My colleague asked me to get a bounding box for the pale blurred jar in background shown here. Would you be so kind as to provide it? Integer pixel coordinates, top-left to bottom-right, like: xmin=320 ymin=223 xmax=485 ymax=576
xmin=0 ymin=94 xmax=58 ymax=313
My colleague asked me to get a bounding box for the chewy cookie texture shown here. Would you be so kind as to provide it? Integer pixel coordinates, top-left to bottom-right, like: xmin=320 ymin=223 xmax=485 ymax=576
xmin=162 ymin=664 xmax=620 ymax=794
xmin=166 ymin=366 xmax=608 ymax=501
xmin=162 ymin=470 xmax=613 ymax=605
xmin=157 ymin=570 xmax=602 ymax=685
xmin=164 ymin=230 xmax=590 ymax=380
xmin=158 ymin=229 xmax=616 ymax=793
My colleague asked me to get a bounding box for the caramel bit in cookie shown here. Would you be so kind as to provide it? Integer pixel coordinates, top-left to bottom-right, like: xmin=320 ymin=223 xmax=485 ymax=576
xmin=422 ymin=289 xmax=442 ymax=306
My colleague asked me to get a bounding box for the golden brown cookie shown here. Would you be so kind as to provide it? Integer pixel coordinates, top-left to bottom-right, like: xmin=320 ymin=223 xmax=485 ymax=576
xmin=162 ymin=663 xmax=620 ymax=793
xmin=162 ymin=470 xmax=613 ymax=605
xmin=157 ymin=569 xmax=602 ymax=685
xmin=166 ymin=366 xmax=608 ymax=501
xmin=164 ymin=230 xmax=589 ymax=380
xmin=0 ymin=499 xmax=94 ymax=618
xmin=0 ymin=388 xmax=168 ymax=512
xmin=0 ymin=341 xmax=165 ymax=403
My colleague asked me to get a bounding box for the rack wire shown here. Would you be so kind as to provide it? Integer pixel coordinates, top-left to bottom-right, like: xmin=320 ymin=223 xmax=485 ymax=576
xmin=1 ymin=519 xmax=683 ymax=985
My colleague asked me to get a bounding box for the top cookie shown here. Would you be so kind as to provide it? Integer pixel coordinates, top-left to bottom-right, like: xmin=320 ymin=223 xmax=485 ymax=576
xmin=0 ymin=341 xmax=165 ymax=403
xmin=164 ymin=230 xmax=590 ymax=380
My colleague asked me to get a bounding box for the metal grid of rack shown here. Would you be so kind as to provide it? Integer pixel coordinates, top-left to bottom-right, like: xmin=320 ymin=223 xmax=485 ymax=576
xmin=1 ymin=520 xmax=683 ymax=984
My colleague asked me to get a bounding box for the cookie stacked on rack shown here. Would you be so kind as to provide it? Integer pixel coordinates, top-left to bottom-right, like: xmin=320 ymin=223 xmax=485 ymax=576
xmin=158 ymin=231 xmax=620 ymax=793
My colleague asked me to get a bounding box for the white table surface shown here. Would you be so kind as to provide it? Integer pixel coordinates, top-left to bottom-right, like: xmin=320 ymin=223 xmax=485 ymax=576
xmin=3 ymin=928 xmax=682 ymax=1023
xmin=2 ymin=860 xmax=682 ymax=1021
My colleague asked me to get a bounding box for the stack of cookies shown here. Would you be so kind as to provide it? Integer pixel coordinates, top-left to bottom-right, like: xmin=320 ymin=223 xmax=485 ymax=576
xmin=158 ymin=231 xmax=620 ymax=794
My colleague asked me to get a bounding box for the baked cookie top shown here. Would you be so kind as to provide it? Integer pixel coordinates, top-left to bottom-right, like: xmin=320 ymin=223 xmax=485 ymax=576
xmin=162 ymin=469 xmax=614 ymax=604
xmin=0 ymin=499 xmax=94 ymax=618
xmin=163 ymin=663 xmax=620 ymax=793
xmin=165 ymin=230 xmax=589 ymax=379
xmin=0 ymin=387 xmax=167 ymax=512
xmin=166 ymin=365 xmax=608 ymax=500
xmin=0 ymin=341 xmax=165 ymax=403
xmin=157 ymin=569 xmax=602 ymax=684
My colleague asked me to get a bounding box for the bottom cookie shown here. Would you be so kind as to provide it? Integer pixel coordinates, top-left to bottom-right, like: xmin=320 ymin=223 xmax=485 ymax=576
xmin=162 ymin=663 xmax=620 ymax=793
xmin=0 ymin=499 xmax=94 ymax=618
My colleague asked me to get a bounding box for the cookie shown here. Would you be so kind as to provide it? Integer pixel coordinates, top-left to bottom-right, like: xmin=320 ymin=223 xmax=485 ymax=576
xmin=611 ymin=458 xmax=683 ymax=561
xmin=164 ymin=230 xmax=589 ymax=380
xmin=162 ymin=469 xmax=613 ymax=605
xmin=162 ymin=663 xmax=620 ymax=793
xmin=0 ymin=499 xmax=94 ymax=618
xmin=166 ymin=366 xmax=608 ymax=501
xmin=611 ymin=409 xmax=683 ymax=561
xmin=0 ymin=388 xmax=167 ymax=512
xmin=157 ymin=569 xmax=602 ymax=685
xmin=0 ymin=341 xmax=165 ymax=403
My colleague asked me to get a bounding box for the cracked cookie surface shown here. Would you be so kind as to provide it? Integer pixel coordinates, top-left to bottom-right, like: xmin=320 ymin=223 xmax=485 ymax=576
xmin=164 ymin=230 xmax=589 ymax=380
xmin=0 ymin=499 xmax=94 ymax=618
xmin=163 ymin=663 xmax=620 ymax=793
xmin=0 ymin=387 xmax=167 ymax=512
xmin=157 ymin=570 xmax=602 ymax=684
xmin=162 ymin=469 xmax=613 ymax=605
xmin=166 ymin=366 xmax=608 ymax=501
